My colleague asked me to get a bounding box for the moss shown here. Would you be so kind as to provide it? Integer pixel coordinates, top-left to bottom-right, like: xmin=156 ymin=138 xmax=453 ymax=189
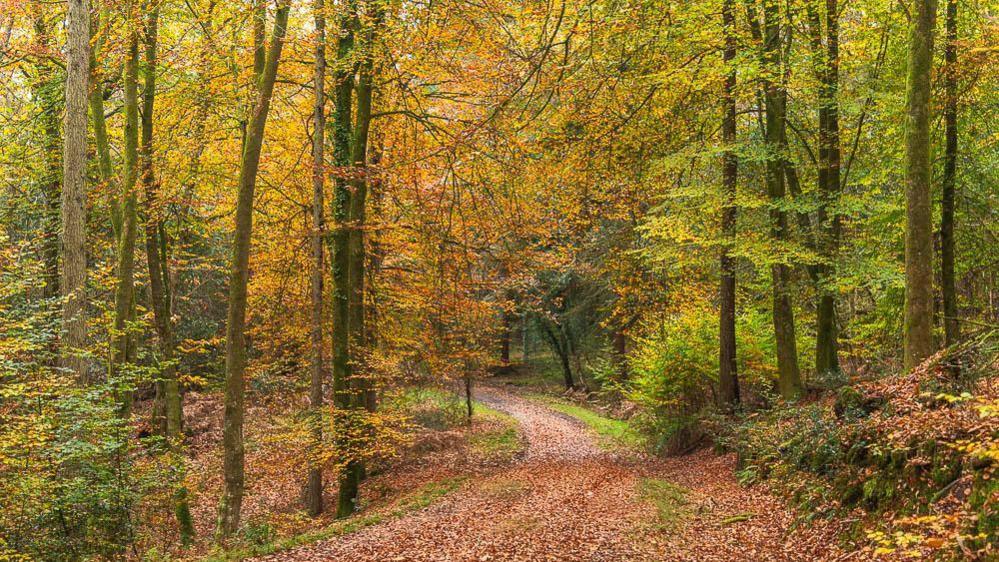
xmin=969 ymin=476 xmax=999 ymax=539
xmin=638 ymin=478 xmax=690 ymax=530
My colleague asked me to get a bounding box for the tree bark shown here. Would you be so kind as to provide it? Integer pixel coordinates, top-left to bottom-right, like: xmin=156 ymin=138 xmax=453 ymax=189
xmin=805 ymin=0 xmax=843 ymax=376
xmin=217 ymin=0 xmax=291 ymax=541
xmin=111 ymin=7 xmax=141 ymax=397
xmin=903 ymin=0 xmax=937 ymax=370
xmin=500 ymin=310 xmax=512 ymax=364
xmin=718 ymin=0 xmax=740 ymax=409
xmin=89 ymin=9 xmax=117 ymax=239
xmin=338 ymin=0 xmax=382 ymax=516
xmin=306 ymin=0 xmax=327 ymax=519
xmin=940 ymin=0 xmax=959 ymax=348
xmin=139 ymin=9 xmax=193 ymax=543
xmin=542 ymin=322 xmax=575 ymax=390
xmin=330 ymin=0 xmax=357 ymax=520
xmin=758 ymin=0 xmax=802 ymax=398
xmin=31 ymin=4 xmax=61 ymax=301
xmin=61 ymin=0 xmax=90 ymax=383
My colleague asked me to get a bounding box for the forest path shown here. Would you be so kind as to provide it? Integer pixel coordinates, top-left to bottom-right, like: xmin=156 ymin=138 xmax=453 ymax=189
xmin=256 ymin=387 xmax=833 ymax=561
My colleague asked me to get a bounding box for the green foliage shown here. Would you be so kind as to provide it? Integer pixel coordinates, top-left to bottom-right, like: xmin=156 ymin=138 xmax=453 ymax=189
xmin=626 ymin=305 xmax=786 ymax=453
xmin=386 ymin=387 xmax=467 ymax=430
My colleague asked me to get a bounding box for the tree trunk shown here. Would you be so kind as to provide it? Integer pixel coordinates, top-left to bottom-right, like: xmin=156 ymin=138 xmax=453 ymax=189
xmin=718 ymin=0 xmax=740 ymax=409
xmin=807 ymin=0 xmax=842 ymax=376
xmin=612 ymin=327 xmax=628 ymax=381
xmin=61 ymin=0 xmax=90 ymax=383
xmin=330 ymin=0 xmax=357 ymax=520
xmin=940 ymin=0 xmax=959 ymax=348
xmin=111 ymin=10 xmax=140 ymax=399
xmin=903 ymin=0 xmax=937 ymax=370
xmin=339 ymin=0 xmax=381 ymax=516
xmin=542 ymin=323 xmax=575 ymax=390
xmin=500 ymin=310 xmax=511 ymax=364
xmin=306 ymin=0 xmax=327 ymax=519
xmin=89 ymin=9 xmax=117 ymax=239
xmin=137 ymin=8 xmax=193 ymax=544
xmin=760 ymin=0 xmax=802 ymax=398
xmin=217 ymin=0 xmax=290 ymax=541
xmin=522 ymin=311 xmax=530 ymax=361
xmin=31 ymin=5 xmax=61 ymax=301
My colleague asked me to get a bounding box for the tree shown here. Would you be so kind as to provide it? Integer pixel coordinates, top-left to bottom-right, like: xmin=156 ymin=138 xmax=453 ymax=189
xmin=330 ymin=0 xmax=357 ymax=519
xmin=749 ymin=0 xmax=803 ymax=398
xmin=306 ymin=0 xmax=327 ymax=518
xmin=61 ymin=0 xmax=90 ymax=382
xmin=940 ymin=0 xmax=959 ymax=349
xmin=111 ymin=3 xmax=141 ymax=395
xmin=903 ymin=0 xmax=938 ymax=370
xmin=807 ymin=0 xmax=842 ymax=376
xmin=217 ymin=0 xmax=292 ymax=540
xmin=30 ymin=3 xmax=61 ymax=301
xmin=718 ymin=0 xmax=739 ymax=409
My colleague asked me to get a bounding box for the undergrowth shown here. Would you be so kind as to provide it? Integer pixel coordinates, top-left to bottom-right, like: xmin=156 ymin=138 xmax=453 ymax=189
xmin=713 ymin=332 xmax=998 ymax=560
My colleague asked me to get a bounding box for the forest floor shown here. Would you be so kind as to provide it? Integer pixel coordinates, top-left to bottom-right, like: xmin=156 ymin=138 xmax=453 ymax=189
xmin=252 ymin=386 xmax=852 ymax=561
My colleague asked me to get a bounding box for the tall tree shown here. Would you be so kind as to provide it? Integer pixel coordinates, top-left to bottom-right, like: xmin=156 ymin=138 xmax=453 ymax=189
xmin=718 ymin=0 xmax=740 ymax=408
xmin=750 ymin=0 xmax=803 ymax=398
xmin=903 ymin=0 xmax=938 ymax=370
xmin=330 ymin=0 xmax=356 ymax=519
xmin=140 ymin=8 xmax=193 ymax=542
xmin=61 ymin=0 xmax=90 ymax=382
xmin=217 ymin=0 xmax=292 ymax=540
xmin=338 ymin=0 xmax=385 ymax=517
xmin=807 ymin=0 xmax=842 ymax=375
xmin=111 ymin=3 xmax=141 ymax=394
xmin=940 ymin=0 xmax=959 ymax=348
xmin=306 ymin=0 xmax=327 ymax=518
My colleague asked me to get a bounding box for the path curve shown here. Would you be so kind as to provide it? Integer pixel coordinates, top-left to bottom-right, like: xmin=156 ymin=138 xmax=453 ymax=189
xmin=257 ymin=386 xmax=834 ymax=561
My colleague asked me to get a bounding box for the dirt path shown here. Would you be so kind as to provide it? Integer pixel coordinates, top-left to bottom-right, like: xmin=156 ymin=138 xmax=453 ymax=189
xmin=257 ymin=387 xmax=843 ymax=561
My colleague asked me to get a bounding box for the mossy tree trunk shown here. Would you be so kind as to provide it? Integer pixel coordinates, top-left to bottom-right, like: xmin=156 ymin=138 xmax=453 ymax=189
xmin=217 ymin=0 xmax=291 ymax=541
xmin=718 ymin=0 xmax=740 ymax=409
xmin=903 ymin=0 xmax=938 ymax=370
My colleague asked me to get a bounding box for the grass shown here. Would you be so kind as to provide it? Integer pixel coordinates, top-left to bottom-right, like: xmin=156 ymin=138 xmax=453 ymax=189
xmin=468 ymin=401 xmax=522 ymax=460
xmin=531 ymin=395 xmax=645 ymax=451
xmin=203 ymin=477 xmax=467 ymax=561
xmin=638 ymin=478 xmax=691 ymax=530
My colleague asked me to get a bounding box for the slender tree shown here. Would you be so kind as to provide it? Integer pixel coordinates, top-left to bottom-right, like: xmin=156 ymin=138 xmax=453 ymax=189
xmin=306 ymin=0 xmax=327 ymax=518
xmin=903 ymin=0 xmax=938 ymax=370
xmin=806 ymin=0 xmax=842 ymax=375
xmin=217 ymin=0 xmax=292 ymax=540
xmin=718 ymin=0 xmax=740 ymax=408
xmin=940 ymin=0 xmax=959 ymax=348
xmin=338 ymin=0 xmax=384 ymax=516
xmin=330 ymin=0 xmax=357 ymax=519
xmin=110 ymin=5 xmax=141 ymax=397
xmin=61 ymin=0 xmax=90 ymax=382
xmin=749 ymin=0 xmax=803 ymax=398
